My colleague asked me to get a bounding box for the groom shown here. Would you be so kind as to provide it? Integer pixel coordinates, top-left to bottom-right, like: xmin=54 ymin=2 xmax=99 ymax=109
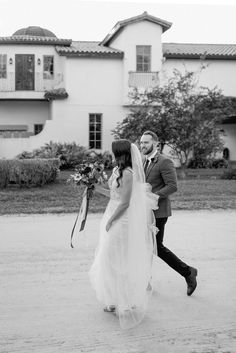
xmin=140 ymin=130 xmax=198 ymax=296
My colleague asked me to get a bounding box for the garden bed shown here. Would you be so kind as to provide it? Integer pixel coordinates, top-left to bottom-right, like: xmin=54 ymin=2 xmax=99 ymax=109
xmin=0 ymin=170 xmax=235 ymax=214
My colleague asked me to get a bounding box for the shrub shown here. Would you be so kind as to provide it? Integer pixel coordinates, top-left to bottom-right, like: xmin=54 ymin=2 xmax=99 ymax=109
xmin=187 ymin=157 xmax=211 ymax=169
xmin=58 ymin=143 xmax=88 ymax=169
xmin=44 ymin=88 xmax=68 ymax=100
xmin=85 ymin=150 xmax=113 ymax=170
xmin=211 ymin=159 xmax=229 ymax=169
xmin=220 ymin=168 xmax=236 ymax=180
xmin=0 ymin=158 xmax=60 ymax=188
xmin=187 ymin=157 xmax=228 ymax=169
xmin=17 ymin=142 xmax=88 ymax=170
xmin=17 ymin=142 xmax=114 ymax=170
xmin=0 ymin=160 xmax=11 ymax=188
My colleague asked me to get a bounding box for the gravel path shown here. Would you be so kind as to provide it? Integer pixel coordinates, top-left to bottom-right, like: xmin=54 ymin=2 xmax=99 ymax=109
xmin=0 ymin=210 xmax=236 ymax=353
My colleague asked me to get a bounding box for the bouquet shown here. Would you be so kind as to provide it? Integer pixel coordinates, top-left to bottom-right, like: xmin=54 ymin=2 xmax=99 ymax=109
xmin=68 ymin=161 xmax=108 ymax=247
xmin=68 ymin=161 xmax=108 ymax=197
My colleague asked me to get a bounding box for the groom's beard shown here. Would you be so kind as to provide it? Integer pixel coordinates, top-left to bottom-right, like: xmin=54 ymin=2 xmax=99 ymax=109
xmin=141 ymin=144 xmax=154 ymax=156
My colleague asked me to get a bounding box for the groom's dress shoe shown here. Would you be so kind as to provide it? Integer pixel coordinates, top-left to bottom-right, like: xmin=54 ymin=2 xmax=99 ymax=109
xmin=185 ymin=267 xmax=198 ymax=296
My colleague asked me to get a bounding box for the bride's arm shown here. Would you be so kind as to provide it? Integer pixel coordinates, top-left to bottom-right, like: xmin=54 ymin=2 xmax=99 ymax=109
xmin=106 ymin=170 xmax=132 ymax=231
xmin=94 ymin=183 xmax=110 ymax=198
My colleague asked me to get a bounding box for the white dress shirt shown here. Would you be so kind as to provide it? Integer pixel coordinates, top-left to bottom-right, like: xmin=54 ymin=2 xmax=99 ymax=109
xmin=145 ymin=149 xmax=158 ymax=166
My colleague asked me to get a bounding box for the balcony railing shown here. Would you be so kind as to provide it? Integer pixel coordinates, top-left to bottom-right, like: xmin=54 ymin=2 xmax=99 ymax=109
xmin=128 ymin=71 xmax=159 ymax=88
xmin=0 ymin=72 xmax=63 ymax=92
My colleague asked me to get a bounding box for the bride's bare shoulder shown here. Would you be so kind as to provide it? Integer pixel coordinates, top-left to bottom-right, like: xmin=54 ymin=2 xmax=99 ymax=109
xmin=123 ymin=168 xmax=133 ymax=180
xmin=124 ymin=167 xmax=133 ymax=174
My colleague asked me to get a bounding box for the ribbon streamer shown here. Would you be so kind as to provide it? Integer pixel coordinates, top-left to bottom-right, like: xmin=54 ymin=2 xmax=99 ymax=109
xmin=70 ymin=187 xmax=90 ymax=248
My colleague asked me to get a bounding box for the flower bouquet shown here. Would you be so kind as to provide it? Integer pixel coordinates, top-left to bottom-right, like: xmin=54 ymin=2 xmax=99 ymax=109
xmin=68 ymin=161 xmax=108 ymax=247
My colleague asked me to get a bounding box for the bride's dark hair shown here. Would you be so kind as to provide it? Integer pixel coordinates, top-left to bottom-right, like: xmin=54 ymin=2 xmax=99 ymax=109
xmin=112 ymin=139 xmax=132 ymax=187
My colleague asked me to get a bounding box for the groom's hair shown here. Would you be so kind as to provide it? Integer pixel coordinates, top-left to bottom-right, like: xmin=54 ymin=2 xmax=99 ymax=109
xmin=143 ymin=130 xmax=158 ymax=142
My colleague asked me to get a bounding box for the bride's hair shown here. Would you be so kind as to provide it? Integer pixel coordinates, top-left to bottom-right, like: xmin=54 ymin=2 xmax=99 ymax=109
xmin=112 ymin=139 xmax=132 ymax=187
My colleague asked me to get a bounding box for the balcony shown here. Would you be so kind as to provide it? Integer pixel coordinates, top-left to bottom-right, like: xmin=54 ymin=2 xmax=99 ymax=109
xmin=0 ymin=72 xmax=63 ymax=99
xmin=0 ymin=124 xmax=35 ymax=142
xmin=128 ymin=71 xmax=159 ymax=88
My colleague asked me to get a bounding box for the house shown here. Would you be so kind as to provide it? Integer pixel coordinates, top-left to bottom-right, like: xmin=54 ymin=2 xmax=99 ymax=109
xmin=0 ymin=12 xmax=235 ymax=163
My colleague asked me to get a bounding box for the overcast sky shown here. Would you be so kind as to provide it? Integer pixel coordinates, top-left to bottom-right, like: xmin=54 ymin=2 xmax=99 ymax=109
xmin=0 ymin=0 xmax=236 ymax=44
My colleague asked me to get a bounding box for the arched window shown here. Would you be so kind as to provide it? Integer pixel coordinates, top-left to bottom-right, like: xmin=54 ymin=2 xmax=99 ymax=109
xmin=223 ymin=147 xmax=230 ymax=160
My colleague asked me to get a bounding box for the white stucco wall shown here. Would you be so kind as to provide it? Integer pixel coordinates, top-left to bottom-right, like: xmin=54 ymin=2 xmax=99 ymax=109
xmin=0 ymin=49 xmax=129 ymax=157
xmin=0 ymin=101 xmax=51 ymax=158
xmin=162 ymin=59 xmax=236 ymax=96
xmin=0 ymin=44 xmax=63 ymax=74
xmin=43 ymin=56 xmax=128 ymax=151
xmin=1 ymin=22 xmax=236 ymax=161
xmin=0 ymin=44 xmax=64 ymax=96
xmin=111 ymin=21 xmax=163 ymax=71
xmin=107 ymin=21 xmax=163 ymax=102
xmin=0 ymin=101 xmax=49 ymax=132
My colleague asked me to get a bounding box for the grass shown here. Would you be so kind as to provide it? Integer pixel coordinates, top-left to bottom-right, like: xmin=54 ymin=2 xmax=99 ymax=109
xmin=0 ymin=170 xmax=235 ymax=215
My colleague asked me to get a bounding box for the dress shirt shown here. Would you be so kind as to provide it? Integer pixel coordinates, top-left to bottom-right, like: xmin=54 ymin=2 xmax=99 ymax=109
xmin=145 ymin=149 xmax=158 ymax=165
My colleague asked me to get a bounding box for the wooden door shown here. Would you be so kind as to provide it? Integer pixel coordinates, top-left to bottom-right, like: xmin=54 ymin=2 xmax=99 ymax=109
xmin=15 ymin=54 xmax=35 ymax=90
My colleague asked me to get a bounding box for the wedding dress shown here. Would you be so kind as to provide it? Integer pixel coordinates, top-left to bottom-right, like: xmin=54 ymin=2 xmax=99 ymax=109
xmin=89 ymin=144 xmax=159 ymax=329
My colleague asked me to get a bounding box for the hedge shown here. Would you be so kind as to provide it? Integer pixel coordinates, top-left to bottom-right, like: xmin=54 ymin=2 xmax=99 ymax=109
xmin=17 ymin=141 xmax=113 ymax=170
xmin=0 ymin=158 xmax=60 ymax=188
xmin=220 ymin=168 xmax=236 ymax=180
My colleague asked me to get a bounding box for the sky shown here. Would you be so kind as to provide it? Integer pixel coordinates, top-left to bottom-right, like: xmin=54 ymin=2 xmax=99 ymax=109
xmin=0 ymin=0 xmax=236 ymax=44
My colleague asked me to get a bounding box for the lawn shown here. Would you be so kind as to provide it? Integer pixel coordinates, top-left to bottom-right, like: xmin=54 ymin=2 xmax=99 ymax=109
xmin=0 ymin=170 xmax=235 ymax=215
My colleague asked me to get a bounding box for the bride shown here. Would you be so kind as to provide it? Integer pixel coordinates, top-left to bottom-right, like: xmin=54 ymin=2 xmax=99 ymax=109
xmin=89 ymin=139 xmax=159 ymax=329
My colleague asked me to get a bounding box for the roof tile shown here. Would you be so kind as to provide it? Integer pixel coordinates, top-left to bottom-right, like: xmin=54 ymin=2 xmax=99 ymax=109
xmin=0 ymin=35 xmax=71 ymax=46
xmin=163 ymin=43 xmax=236 ymax=59
xmin=56 ymin=41 xmax=124 ymax=57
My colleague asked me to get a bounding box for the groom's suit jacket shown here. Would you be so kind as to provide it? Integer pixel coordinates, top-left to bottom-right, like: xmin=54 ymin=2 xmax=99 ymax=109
xmin=145 ymin=152 xmax=177 ymax=218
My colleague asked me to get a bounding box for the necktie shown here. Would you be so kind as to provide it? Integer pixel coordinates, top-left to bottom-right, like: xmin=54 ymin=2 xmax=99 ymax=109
xmin=144 ymin=159 xmax=150 ymax=173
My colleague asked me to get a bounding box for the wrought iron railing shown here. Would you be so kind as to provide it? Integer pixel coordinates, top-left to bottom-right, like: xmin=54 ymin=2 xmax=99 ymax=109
xmin=128 ymin=71 xmax=159 ymax=88
xmin=0 ymin=72 xmax=63 ymax=92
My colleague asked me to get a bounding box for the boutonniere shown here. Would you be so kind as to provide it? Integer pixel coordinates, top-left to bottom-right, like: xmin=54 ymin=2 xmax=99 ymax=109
xmin=151 ymin=154 xmax=159 ymax=163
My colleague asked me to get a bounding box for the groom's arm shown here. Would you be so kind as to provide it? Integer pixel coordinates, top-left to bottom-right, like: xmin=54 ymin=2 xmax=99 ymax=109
xmin=157 ymin=159 xmax=177 ymax=198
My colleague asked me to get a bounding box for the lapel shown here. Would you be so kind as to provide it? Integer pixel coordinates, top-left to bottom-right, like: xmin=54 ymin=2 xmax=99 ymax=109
xmin=145 ymin=152 xmax=160 ymax=179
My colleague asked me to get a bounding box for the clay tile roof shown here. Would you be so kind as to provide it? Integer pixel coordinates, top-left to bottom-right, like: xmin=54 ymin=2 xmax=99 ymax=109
xmin=56 ymin=41 xmax=124 ymax=58
xmin=100 ymin=11 xmax=172 ymax=46
xmin=0 ymin=36 xmax=71 ymax=46
xmin=163 ymin=43 xmax=236 ymax=59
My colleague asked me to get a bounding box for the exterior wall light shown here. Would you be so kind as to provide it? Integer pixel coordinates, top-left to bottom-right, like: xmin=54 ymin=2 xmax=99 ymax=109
xmin=37 ymin=58 xmax=41 ymax=65
xmin=9 ymin=58 xmax=13 ymax=65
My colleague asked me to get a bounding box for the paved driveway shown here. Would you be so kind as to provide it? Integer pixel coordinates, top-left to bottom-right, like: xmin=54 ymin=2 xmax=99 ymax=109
xmin=0 ymin=210 xmax=236 ymax=353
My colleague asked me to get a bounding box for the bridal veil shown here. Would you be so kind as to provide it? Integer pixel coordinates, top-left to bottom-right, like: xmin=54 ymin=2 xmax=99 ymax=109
xmin=89 ymin=143 xmax=158 ymax=329
xmin=117 ymin=143 xmax=158 ymax=329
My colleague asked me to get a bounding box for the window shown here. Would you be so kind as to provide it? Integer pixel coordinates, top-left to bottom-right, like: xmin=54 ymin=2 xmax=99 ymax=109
xmin=0 ymin=54 xmax=7 ymax=78
xmin=34 ymin=124 xmax=43 ymax=135
xmin=43 ymin=56 xmax=54 ymax=79
xmin=136 ymin=45 xmax=151 ymax=72
xmin=89 ymin=114 xmax=102 ymax=149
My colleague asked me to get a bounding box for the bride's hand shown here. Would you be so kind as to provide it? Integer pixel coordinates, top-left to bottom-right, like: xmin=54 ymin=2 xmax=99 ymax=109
xmin=106 ymin=220 xmax=113 ymax=232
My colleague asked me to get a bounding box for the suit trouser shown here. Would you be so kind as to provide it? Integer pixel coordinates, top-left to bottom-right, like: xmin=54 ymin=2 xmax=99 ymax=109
xmin=155 ymin=217 xmax=190 ymax=278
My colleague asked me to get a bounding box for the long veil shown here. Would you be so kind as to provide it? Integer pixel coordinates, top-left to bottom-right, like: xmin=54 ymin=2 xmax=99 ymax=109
xmin=118 ymin=143 xmax=159 ymax=329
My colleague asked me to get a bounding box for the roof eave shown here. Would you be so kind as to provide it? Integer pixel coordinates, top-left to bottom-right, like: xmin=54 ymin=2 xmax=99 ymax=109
xmin=164 ymin=53 xmax=236 ymax=60
xmin=100 ymin=13 xmax=172 ymax=47
xmin=0 ymin=37 xmax=72 ymax=46
xmin=56 ymin=51 xmax=124 ymax=59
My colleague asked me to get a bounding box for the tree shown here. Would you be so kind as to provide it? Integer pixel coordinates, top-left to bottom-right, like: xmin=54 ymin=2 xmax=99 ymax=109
xmin=112 ymin=69 xmax=234 ymax=168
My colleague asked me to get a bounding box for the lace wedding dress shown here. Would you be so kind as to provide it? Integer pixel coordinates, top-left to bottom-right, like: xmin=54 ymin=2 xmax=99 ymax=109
xmin=89 ymin=144 xmax=158 ymax=329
